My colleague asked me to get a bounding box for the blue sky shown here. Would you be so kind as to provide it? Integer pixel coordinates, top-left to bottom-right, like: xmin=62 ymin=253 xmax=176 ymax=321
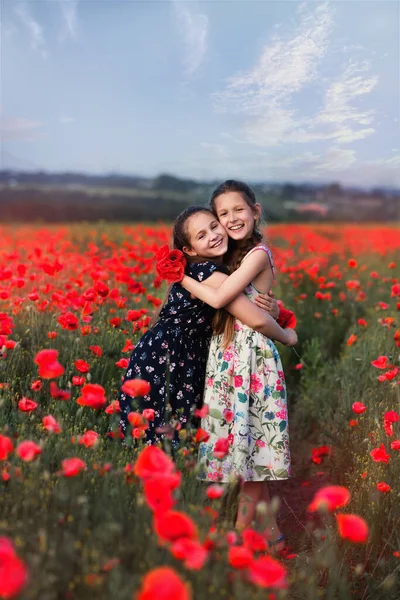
xmin=1 ymin=0 xmax=399 ymax=186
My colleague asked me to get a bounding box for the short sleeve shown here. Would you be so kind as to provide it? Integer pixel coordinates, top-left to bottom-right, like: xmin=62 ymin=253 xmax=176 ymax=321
xmin=186 ymin=261 xmax=227 ymax=283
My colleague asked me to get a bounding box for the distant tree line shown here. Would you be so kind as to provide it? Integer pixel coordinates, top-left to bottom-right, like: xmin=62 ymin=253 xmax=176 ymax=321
xmin=0 ymin=171 xmax=398 ymax=222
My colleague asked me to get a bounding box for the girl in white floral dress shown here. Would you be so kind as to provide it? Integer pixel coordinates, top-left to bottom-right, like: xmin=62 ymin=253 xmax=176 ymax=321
xmin=181 ymin=180 xmax=296 ymax=548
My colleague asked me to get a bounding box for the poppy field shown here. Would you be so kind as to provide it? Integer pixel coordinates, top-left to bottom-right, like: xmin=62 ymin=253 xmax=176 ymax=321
xmin=0 ymin=222 xmax=399 ymax=599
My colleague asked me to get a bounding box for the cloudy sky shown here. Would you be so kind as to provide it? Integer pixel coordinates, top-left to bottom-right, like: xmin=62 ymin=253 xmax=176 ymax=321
xmin=1 ymin=0 xmax=399 ymax=186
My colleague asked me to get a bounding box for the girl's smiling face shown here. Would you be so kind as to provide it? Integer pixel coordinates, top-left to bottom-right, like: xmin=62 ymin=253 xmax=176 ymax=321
xmin=183 ymin=211 xmax=228 ymax=259
xmin=214 ymin=191 xmax=261 ymax=243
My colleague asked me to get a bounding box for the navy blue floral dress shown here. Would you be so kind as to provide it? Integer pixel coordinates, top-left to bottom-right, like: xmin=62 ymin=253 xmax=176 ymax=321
xmin=118 ymin=261 xmax=225 ymax=444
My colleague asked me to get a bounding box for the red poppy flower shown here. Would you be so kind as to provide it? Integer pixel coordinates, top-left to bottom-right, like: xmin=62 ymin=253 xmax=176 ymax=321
xmin=0 ymin=434 xmax=13 ymax=460
xmin=74 ymin=359 xmax=90 ymax=373
xmin=311 ymin=445 xmax=332 ymax=464
xmin=50 ymin=382 xmax=71 ymax=401
xmin=58 ymin=311 xmax=79 ymax=330
xmin=105 ymin=400 xmax=121 ymax=414
xmin=16 ymin=440 xmax=41 ymax=461
xmin=143 ymin=408 xmax=155 ymax=421
xmin=376 ymin=482 xmax=391 ymax=493
xmin=143 ymin=478 xmax=175 ymax=514
xmin=347 ymin=334 xmax=357 ymax=346
xmin=371 ymin=355 xmax=389 ymax=369
xmin=357 ymin=319 xmax=367 ymax=327
xmin=155 ymin=245 xmax=187 ymax=283
xmin=352 ymin=402 xmax=366 ymax=414
xmin=94 ymin=281 xmax=109 ymax=297
xmin=122 ymin=339 xmax=135 ymax=352
xmin=243 ymin=528 xmax=268 ymax=552
xmin=134 ymin=446 xmax=176 ymax=481
xmin=154 ymin=510 xmax=197 ymax=543
xmin=370 ymin=443 xmax=390 ymax=464
xmin=34 ymin=349 xmax=65 ymax=379
xmin=248 ymin=555 xmax=288 ymax=589
xmin=228 ymin=545 xmax=253 ymax=569
xmin=127 ymin=412 xmax=149 ymax=431
xmin=384 ymin=420 xmax=394 ymax=437
xmin=336 ymin=514 xmax=369 ymax=543
xmin=18 ymin=397 xmax=38 ymax=412
xmin=308 ymin=486 xmax=351 ymax=512
xmin=89 ymin=345 xmax=103 ymax=357
xmin=391 ymin=283 xmax=400 ymax=297
xmin=136 ymin=567 xmax=191 ymax=600
xmin=121 ymin=379 xmax=151 ymax=397
xmin=0 ymin=537 xmax=28 ymax=599
xmin=194 ymin=404 xmax=209 ymax=418
xmin=213 ymin=437 xmax=230 ymax=459
xmin=42 ymin=415 xmax=62 ymax=434
xmin=79 ymin=430 xmax=99 ymax=448
xmin=206 ymin=484 xmax=225 ymax=500
xmin=276 ymin=307 xmax=296 ymax=329
xmin=30 ymin=379 xmax=42 ymax=391
xmin=61 ymin=457 xmax=87 ymax=477
xmin=126 ymin=310 xmax=141 ymax=322
xmin=115 ymin=358 xmax=129 ymax=368
xmin=72 ymin=376 xmax=85 ymax=386
xmin=109 ymin=317 xmax=122 ymax=328
xmin=170 ymin=538 xmax=208 ymax=570
xmin=390 ymin=440 xmax=400 ymax=450
xmin=76 ymin=384 xmax=107 ymax=409
xmin=195 ymin=428 xmax=210 ymax=443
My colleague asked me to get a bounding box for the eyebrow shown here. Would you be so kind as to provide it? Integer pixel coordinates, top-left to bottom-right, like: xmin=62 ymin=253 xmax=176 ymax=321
xmin=196 ymin=220 xmax=218 ymax=237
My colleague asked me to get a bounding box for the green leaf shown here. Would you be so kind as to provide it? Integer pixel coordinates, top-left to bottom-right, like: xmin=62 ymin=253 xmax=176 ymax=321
xmin=237 ymin=392 xmax=248 ymax=403
xmin=209 ymin=408 xmax=223 ymax=420
xmin=271 ymin=391 xmax=281 ymax=400
xmin=274 ymin=468 xmax=289 ymax=479
xmin=279 ymin=420 xmax=287 ymax=432
xmin=220 ymin=361 xmax=229 ymax=372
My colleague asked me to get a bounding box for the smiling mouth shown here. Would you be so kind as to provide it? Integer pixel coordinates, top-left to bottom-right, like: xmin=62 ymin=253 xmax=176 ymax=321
xmin=229 ymin=224 xmax=244 ymax=231
xmin=211 ymin=239 xmax=223 ymax=248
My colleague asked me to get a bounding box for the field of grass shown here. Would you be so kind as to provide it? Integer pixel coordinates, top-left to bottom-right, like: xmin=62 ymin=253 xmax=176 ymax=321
xmin=0 ymin=222 xmax=399 ymax=599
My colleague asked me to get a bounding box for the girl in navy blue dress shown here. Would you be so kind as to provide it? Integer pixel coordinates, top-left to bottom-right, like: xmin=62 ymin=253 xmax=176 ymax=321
xmin=118 ymin=206 xmax=294 ymax=444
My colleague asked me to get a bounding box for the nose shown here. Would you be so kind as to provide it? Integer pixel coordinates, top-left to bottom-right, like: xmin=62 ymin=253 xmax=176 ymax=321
xmin=210 ymin=232 xmax=219 ymax=243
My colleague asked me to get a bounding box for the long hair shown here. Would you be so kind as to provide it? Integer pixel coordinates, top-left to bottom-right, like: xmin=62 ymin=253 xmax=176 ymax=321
xmin=210 ymin=180 xmax=264 ymax=349
xmin=149 ymin=206 xmax=215 ymax=328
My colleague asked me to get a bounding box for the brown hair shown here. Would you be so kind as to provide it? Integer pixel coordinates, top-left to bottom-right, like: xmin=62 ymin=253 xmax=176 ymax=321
xmin=210 ymin=180 xmax=264 ymax=349
xmin=150 ymin=206 xmax=215 ymax=327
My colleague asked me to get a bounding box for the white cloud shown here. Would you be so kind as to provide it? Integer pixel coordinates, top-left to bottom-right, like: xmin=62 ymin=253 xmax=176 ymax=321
xmin=172 ymin=1 xmax=208 ymax=76
xmin=57 ymin=0 xmax=79 ymax=40
xmin=1 ymin=117 xmax=44 ymax=141
xmin=213 ymin=2 xmax=378 ymax=149
xmin=14 ymin=2 xmax=47 ymax=58
xmin=60 ymin=116 xmax=75 ymax=123
xmin=214 ymin=2 xmax=334 ymax=116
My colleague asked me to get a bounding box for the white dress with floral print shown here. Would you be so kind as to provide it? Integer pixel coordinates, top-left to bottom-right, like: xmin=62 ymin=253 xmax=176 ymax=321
xmin=197 ymin=246 xmax=291 ymax=483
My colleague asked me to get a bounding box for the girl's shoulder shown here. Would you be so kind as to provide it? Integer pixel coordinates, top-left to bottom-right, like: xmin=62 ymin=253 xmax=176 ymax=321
xmin=243 ymin=243 xmax=273 ymax=261
xmin=187 ymin=260 xmax=227 ymax=282
xmin=242 ymin=244 xmax=275 ymax=274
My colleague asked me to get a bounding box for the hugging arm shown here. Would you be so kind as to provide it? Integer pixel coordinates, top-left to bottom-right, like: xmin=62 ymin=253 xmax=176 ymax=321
xmin=181 ymin=251 xmax=273 ymax=309
xmin=205 ymin=272 xmax=296 ymax=345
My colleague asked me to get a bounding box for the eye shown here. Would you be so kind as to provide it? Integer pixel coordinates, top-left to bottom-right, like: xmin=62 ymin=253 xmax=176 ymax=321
xmin=219 ymin=212 xmax=227 ymax=217
xmin=211 ymin=223 xmax=218 ymax=229
xmin=198 ymin=233 xmax=204 ymax=239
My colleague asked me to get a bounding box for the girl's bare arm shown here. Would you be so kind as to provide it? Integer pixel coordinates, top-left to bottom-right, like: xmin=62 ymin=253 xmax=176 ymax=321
xmin=204 ymin=272 xmax=295 ymax=345
xmin=181 ymin=251 xmax=273 ymax=309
